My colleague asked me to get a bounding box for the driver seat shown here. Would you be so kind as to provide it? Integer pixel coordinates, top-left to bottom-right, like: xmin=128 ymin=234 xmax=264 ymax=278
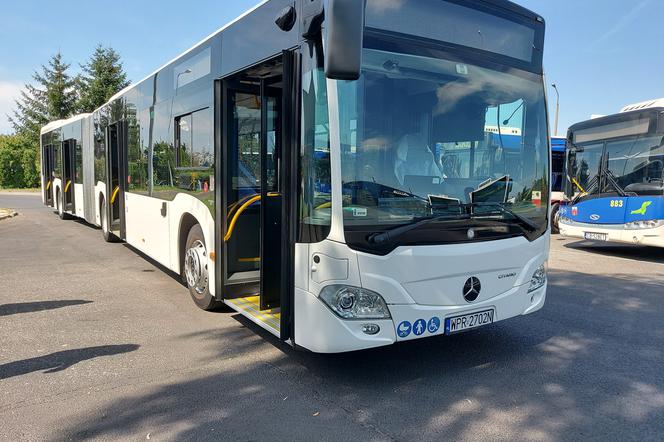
xmin=394 ymin=133 xmax=442 ymax=185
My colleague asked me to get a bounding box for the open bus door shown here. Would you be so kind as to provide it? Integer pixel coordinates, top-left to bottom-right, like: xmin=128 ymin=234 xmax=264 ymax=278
xmin=43 ymin=144 xmax=55 ymax=207
xmin=105 ymin=122 xmax=127 ymax=240
xmin=62 ymin=139 xmax=76 ymax=214
xmin=217 ymin=51 xmax=297 ymax=341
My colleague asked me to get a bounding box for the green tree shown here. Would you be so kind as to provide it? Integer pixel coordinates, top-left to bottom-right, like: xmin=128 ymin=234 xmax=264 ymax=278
xmin=9 ymin=52 xmax=78 ymax=144
xmin=0 ymin=134 xmax=40 ymax=188
xmin=77 ymin=45 xmax=130 ymax=113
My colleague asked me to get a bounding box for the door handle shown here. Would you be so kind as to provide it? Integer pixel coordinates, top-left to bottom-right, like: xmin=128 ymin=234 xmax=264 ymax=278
xmin=161 ymin=202 xmax=167 ymax=218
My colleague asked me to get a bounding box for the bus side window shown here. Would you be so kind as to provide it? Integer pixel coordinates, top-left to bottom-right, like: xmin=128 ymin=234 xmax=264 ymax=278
xmin=174 ymin=108 xmax=213 ymax=193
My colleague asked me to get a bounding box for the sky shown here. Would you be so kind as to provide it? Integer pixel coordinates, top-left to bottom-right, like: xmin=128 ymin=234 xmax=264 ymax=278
xmin=0 ymin=0 xmax=662 ymax=135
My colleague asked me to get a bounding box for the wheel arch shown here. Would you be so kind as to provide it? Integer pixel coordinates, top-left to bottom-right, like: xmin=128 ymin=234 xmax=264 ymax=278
xmin=178 ymin=212 xmax=202 ymax=276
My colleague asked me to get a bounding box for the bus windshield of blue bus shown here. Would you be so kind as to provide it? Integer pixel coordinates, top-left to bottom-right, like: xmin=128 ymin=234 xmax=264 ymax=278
xmin=336 ymin=45 xmax=549 ymax=245
xmin=567 ymin=135 xmax=664 ymax=200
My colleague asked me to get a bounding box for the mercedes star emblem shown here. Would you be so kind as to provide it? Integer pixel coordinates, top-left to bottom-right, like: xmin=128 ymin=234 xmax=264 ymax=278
xmin=463 ymin=277 xmax=482 ymax=302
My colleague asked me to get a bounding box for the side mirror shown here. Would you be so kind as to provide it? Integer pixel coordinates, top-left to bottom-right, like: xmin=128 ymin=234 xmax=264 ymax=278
xmin=325 ymin=0 xmax=365 ymax=81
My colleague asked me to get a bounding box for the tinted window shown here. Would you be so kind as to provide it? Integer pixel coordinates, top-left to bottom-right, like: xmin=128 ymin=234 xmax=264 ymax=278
xmin=365 ymin=0 xmax=538 ymax=62
xmin=127 ymin=107 xmax=148 ymax=193
xmin=175 ymin=108 xmax=213 ymax=195
xmin=94 ymin=114 xmax=106 ymax=183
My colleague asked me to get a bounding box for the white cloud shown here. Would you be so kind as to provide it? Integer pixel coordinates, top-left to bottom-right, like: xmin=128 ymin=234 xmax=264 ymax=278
xmin=0 ymin=80 xmax=24 ymax=135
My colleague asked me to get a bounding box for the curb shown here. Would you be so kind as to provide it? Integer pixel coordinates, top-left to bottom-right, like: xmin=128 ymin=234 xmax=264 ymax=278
xmin=0 ymin=209 xmax=18 ymax=221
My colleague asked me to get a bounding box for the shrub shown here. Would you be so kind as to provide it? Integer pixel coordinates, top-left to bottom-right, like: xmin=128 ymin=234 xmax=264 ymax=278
xmin=0 ymin=134 xmax=40 ymax=188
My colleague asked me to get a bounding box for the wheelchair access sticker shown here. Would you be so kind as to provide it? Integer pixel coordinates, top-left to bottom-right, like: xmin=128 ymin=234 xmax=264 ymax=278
xmin=397 ymin=318 xmax=441 ymax=338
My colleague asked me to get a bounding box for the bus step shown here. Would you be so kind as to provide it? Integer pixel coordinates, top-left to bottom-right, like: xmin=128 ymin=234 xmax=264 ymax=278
xmin=225 ymin=296 xmax=280 ymax=337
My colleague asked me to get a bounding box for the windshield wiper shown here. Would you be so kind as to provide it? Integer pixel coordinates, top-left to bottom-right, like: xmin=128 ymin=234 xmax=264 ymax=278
xmin=469 ymin=202 xmax=539 ymax=232
xmin=367 ymin=202 xmax=539 ymax=245
xmin=602 ymin=168 xmax=636 ymax=197
xmin=368 ymin=213 xmax=471 ymax=245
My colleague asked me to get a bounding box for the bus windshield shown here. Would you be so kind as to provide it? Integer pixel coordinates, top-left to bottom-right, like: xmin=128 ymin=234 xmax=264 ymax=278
xmin=567 ymin=135 xmax=664 ymax=200
xmin=606 ymin=135 xmax=664 ymax=195
xmin=337 ymin=45 xmax=549 ymax=250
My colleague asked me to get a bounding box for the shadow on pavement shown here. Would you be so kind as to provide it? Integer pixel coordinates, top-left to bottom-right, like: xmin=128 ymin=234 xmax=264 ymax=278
xmin=0 ymin=300 xmax=93 ymax=317
xmin=51 ymin=269 xmax=664 ymax=441
xmin=0 ymin=345 xmax=140 ymax=380
xmin=564 ymin=241 xmax=664 ymax=264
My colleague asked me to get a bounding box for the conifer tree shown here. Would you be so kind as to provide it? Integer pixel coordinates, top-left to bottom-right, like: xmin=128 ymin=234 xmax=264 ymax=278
xmin=9 ymin=52 xmax=77 ymax=143
xmin=78 ymin=45 xmax=130 ymax=113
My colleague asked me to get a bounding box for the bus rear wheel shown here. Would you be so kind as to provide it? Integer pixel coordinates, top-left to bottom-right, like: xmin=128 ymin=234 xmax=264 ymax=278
xmin=100 ymin=198 xmax=119 ymax=243
xmin=184 ymin=224 xmax=221 ymax=311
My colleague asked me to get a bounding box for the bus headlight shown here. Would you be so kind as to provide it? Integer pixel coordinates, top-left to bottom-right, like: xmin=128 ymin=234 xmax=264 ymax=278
xmin=319 ymin=285 xmax=391 ymax=320
xmin=528 ymin=264 xmax=547 ymax=293
xmin=624 ymin=220 xmax=663 ymax=230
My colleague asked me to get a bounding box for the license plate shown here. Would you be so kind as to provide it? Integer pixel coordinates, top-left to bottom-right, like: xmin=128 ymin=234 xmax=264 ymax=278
xmin=584 ymin=232 xmax=608 ymax=241
xmin=445 ymin=310 xmax=494 ymax=335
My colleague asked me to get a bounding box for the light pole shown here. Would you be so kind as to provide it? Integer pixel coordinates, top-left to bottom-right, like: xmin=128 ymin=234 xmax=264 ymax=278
xmin=176 ymin=69 xmax=192 ymax=92
xmin=551 ymin=83 xmax=560 ymax=137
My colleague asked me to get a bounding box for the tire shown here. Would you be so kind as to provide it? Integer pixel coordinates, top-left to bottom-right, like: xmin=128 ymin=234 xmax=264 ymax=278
xmin=551 ymin=203 xmax=560 ymax=234
xmin=57 ymin=189 xmax=69 ymax=220
xmin=100 ymin=198 xmax=119 ymax=243
xmin=183 ymin=224 xmax=221 ymax=311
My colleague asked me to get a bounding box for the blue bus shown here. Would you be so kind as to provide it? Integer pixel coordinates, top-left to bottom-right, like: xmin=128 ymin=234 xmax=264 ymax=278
xmin=550 ymin=136 xmax=567 ymax=232
xmin=558 ymin=100 xmax=664 ymax=247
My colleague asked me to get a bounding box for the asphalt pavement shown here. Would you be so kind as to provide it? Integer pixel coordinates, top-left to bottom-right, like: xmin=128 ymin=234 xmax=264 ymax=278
xmin=1 ymin=192 xmax=663 ymax=441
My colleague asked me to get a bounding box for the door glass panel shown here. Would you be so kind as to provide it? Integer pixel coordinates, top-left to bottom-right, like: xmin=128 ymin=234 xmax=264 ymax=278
xmin=265 ymin=95 xmax=279 ymax=193
xmin=227 ymin=91 xmax=262 ymax=274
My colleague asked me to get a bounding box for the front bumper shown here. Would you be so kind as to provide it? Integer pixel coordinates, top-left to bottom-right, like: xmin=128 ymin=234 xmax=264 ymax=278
xmin=294 ymin=283 xmax=546 ymax=353
xmin=560 ymin=220 xmax=664 ymax=247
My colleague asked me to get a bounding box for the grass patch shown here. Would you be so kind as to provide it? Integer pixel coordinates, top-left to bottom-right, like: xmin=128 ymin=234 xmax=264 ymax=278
xmin=0 ymin=187 xmax=40 ymax=192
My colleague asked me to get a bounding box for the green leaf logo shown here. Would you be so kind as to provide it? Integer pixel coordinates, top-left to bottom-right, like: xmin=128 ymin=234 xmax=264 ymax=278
xmin=631 ymin=201 xmax=652 ymax=216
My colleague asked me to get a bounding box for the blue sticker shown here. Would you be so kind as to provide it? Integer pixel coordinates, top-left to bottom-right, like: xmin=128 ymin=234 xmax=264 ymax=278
xmin=428 ymin=317 xmax=441 ymax=334
xmin=413 ymin=319 xmax=427 ymax=336
xmin=397 ymin=321 xmax=412 ymax=338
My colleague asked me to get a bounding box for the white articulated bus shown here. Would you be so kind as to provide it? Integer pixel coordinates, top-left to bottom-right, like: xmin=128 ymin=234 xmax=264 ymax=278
xmin=41 ymin=0 xmax=550 ymax=353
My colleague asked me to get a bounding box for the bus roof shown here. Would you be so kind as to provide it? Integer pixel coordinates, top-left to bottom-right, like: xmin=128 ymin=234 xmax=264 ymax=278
xmin=568 ymin=107 xmax=664 ymax=144
xmin=40 ymin=113 xmax=91 ymax=135
xmin=105 ymin=0 xmax=270 ymax=106
xmin=104 ymin=0 xmax=543 ymax=111
xmin=621 ymin=98 xmax=664 ymax=113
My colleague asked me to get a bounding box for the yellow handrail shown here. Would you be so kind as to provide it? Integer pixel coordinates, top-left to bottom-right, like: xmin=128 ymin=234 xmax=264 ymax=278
xmin=227 ymin=193 xmax=257 ymax=219
xmin=571 ymin=178 xmax=586 ymax=194
xmin=45 ymin=180 xmax=51 ymax=191
xmin=223 ymin=192 xmax=281 ymax=242
xmin=64 ymin=180 xmax=71 ymax=193
xmin=110 ymin=186 xmax=120 ymax=204
xmin=224 ymin=195 xmax=261 ymax=242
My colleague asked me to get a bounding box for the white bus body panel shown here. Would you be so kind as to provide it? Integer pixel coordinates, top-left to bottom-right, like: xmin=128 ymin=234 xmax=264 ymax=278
xmin=94 ymin=182 xmax=106 ymax=226
xmin=74 ymin=183 xmax=84 ymax=218
xmin=294 ymin=234 xmax=549 ymax=353
xmin=125 ymin=192 xmax=172 ymax=267
xmin=124 ymin=192 xmax=216 ymax=294
xmin=560 ymin=221 xmax=664 ymax=248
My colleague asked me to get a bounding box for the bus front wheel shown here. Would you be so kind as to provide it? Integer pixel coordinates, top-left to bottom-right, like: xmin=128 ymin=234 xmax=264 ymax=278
xmin=184 ymin=224 xmax=221 ymax=311
xmin=551 ymin=203 xmax=560 ymax=234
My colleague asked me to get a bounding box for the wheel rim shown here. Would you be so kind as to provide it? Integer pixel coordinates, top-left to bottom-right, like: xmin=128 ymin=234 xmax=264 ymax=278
xmin=185 ymin=239 xmax=208 ymax=297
